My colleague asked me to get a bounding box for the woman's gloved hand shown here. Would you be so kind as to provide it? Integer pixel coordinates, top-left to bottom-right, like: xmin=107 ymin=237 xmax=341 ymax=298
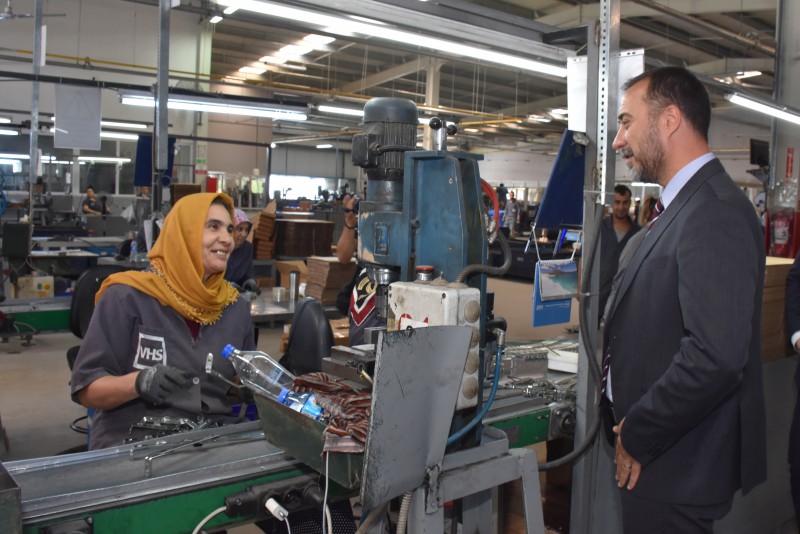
xmin=135 ymin=364 xmax=194 ymax=404
xmin=242 ymin=279 xmax=261 ymax=295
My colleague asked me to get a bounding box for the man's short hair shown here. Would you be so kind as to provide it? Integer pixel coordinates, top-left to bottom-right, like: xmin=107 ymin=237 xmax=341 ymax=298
xmin=614 ymin=184 xmax=632 ymax=197
xmin=623 ymin=66 xmax=710 ymax=142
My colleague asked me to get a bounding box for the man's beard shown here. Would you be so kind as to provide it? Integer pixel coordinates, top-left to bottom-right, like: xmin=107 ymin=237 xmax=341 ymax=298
xmin=625 ymin=123 xmax=665 ymax=184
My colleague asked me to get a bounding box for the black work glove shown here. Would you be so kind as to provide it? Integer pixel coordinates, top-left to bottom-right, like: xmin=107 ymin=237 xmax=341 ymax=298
xmin=135 ymin=364 xmax=194 ymax=404
xmin=242 ymin=279 xmax=261 ymax=295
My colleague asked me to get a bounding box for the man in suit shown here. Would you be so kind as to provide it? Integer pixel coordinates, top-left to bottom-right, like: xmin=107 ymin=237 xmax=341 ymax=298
xmin=604 ymin=66 xmax=767 ymax=532
xmin=784 ymin=254 xmax=800 ymax=519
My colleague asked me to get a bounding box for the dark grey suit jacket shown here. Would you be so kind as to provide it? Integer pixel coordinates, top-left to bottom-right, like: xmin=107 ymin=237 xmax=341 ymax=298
xmin=605 ymin=158 xmax=767 ymax=505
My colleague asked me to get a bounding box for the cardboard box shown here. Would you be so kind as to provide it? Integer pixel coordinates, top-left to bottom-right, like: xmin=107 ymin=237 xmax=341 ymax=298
xmin=764 ymin=256 xmax=794 ymax=287
xmin=15 ymin=275 xmax=54 ymax=299
xmin=274 ymin=260 xmax=307 ymax=288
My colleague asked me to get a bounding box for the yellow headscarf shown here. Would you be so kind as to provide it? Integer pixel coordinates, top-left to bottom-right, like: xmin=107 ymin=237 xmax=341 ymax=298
xmin=96 ymin=192 xmax=240 ymax=324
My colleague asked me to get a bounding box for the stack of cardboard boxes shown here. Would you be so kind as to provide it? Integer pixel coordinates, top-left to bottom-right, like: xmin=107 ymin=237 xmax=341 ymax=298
xmin=304 ymin=256 xmax=357 ymax=305
xmin=761 ymin=256 xmax=795 ymax=362
xmin=252 ymin=203 xmax=277 ymax=260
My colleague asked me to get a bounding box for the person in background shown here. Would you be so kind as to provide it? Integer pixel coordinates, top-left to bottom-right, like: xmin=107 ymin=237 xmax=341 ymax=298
xmin=598 ymin=184 xmax=641 ymax=321
xmin=638 ymin=195 xmax=659 ymax=226
xmin=335 ymin=193 xmax=383 ymax=346
xmin=785 ymin=252 xmax=800 ymax=520
xmin=495 ymin=182 xmax=508 ymax=208
xmin=605 ymin=66 xmax=766 ymax=532
xmin=81 ymin=185 xmax=109 ymax=216
xmin=70 ymin=193 xmax=255 ymax=449
xmin=504 ymin=191 xmax=520 ymax=237
xmin=226 ymin=208 xmax=259 ymax=294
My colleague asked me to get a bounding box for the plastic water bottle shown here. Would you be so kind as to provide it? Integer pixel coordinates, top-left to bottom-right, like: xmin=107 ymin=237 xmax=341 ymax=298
xmin=277 ymin=389 xmax=325 ymax=421
xmin=130 ymin=238 xmax=138 ymax=261
xmin=221 ymin=344 xmax=294 ymax=398
xmin=221 ymin=345 xmax=326 ymax=421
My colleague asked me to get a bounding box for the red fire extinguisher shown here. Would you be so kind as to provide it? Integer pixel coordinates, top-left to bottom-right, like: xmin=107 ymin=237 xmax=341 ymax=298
xmin=772 ymin=210 xmax=793 ymax=257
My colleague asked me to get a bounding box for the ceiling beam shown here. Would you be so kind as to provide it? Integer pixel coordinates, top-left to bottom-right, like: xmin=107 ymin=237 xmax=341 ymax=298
xmin=339 ymin=57 xmax=446 ymax=94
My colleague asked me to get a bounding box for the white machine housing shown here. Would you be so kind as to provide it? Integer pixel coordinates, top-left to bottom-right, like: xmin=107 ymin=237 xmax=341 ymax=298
xmin=387 ymin=279 xmax=482 ymax=410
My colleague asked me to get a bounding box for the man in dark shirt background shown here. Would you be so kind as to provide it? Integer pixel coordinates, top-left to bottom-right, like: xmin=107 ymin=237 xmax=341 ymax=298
xmin=599 ymin=184 xmax=641 ymax=321
xmin=81 ymin=185 xmax=109 ymax=216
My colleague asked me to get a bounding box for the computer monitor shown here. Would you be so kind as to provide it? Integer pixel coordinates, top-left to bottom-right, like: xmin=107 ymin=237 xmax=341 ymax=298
xmin=50 ymin=195 xmax=75 ymax=213
xmin=2 ymin=223 xmax=32 ymax=259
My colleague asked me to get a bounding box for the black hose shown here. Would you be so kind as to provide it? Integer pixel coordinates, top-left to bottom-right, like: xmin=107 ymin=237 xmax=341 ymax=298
xmin=454 ymin=230 xmax=512 ymax=283
xmin=538 ymin=207 xmax=604 ymax=471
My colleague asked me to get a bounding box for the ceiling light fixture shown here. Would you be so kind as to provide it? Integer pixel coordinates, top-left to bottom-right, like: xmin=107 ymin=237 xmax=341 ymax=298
xmin=317 ymin=105 xmax=364 ymax=117
xmin=209 ymin=15 xmax=223 ymax=24
xmin=0 ymin=129 xmax=18 ymax=136
xmin=100 ymin=131 xmax=140 ymax=141
xmin=213 ymin=0 xmax=567 ymax=77
xmin=279 ymin=44 xmax=313 ymax=58
xmin=239 ymin=65 xmax=266 ymax=75
xmin=316 ymin=143 xmax=333 ymax=149
xmin=77 ymin=156 xmax=132 ymax=163
xmin=261 ymin=55 xmax=287 ymax=64
xmin=100 ymin=120 xmax=148 ymax=130
xmin=222 ymin=6 xmax=238 ymax=14
xmin=0 ymin=153 xmax=29 ymax=159
xmin=303 ymin=34 xmax=335 ymax=46
xmin=735 ymin=70 xmax=762 ymax=79
xmin=120 ymin=92 xmax=308 ymax=121
xmin=0 ymin=118 xmax=11 ymax=124
xmin=725 ymin=92 xmax=800 ymax=126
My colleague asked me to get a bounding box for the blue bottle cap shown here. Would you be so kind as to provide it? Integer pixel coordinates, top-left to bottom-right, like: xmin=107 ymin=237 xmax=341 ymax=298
xmin=221 ymin=344 xmax=237 ymax=359
xmin=301 ymin=400 xmax=323 ymax=420
xmin=277 ymin=388 xmax=290 ymax=403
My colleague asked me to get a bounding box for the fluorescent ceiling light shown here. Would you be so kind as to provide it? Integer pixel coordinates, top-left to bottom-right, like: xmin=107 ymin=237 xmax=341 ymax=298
xmin=120 ymin=93 xmax=308 ymax=121
xmin=463 ymin=128 xmax=480 ymax=133
xmin=0 ymin=129 xmax=18 ymax=136
xmin=303 ymin=34 xmax=335 ymax=45
xmin=316 ymin=143 xmax=333 ymax=149
xmin=100 ymin=131 xmax=140 ymax=141
xmin=261 ymin=55 xmax=287 ymax=64
xmin=736 ymin=70 xmax=761 ymax=79
xmin=271 ymin=143 xmax=277 ymax=148
xmin=101 ymin=120 xmax=148 ymax=129
xmin=77 ymin=156 xmax=132 ymax=163
xmin=527 ymin=114 xmax=551 ymax=123
xmin=0 ymin=153 xmax=29 ymax=159
xmin=318 ymin=105 xmax=364 ymax=117
xmin=0 ymin=118 xmax=10 ymax=124
xmin=239 ymin=66 xmax=266 ymax=75
xmin=725 ymin=92 xmax=800 ymax=126
xmin=222 ymin=6 xmax=238 ymax=14
xmin=209 ymin=15 xmax=223 ymax=23
xmin=279 ymin=44 xmax=313 ymax=58
xmin=214 ymin=0 xmax=567 ymax=77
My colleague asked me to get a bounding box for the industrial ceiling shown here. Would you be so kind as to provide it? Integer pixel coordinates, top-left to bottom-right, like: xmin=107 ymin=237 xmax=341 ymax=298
xmin=106 ymin=1 xmax=782 ymax=153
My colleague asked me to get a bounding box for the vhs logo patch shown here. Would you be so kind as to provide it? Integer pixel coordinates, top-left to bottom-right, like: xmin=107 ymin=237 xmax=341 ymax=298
xmin=133 ymin=333 xmax=168 ymax=369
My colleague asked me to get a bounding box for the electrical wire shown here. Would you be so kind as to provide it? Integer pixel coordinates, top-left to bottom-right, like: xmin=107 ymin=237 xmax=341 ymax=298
xmin=446 ymin=329 xmax=504 ymax=446
xmin=284 ymin=518 xmax=293 ymax=534
xmin=191 ymin=505 xmax=227 ymax=534
xmin=69 ymin=414 xmax=89 ymax=434
xmin=324 ymin=504 xmax=333 ymax=534
xmin=322 ymin=450 xmax=330 ymax=534
xmin=538 ymin=207 xmax=604 ymax=471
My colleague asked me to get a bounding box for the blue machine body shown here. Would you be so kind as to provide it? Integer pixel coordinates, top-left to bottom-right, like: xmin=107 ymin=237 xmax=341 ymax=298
xmin=358 ymin=149 xmax=488 ymax=284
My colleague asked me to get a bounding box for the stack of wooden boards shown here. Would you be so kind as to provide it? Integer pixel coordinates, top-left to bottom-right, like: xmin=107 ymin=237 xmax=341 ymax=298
xmin=304 ymin=256 xmax=357 ymax=305
xmin=761 ymin=256 xmax=795 ymax=362
xmin=275 ymin=220 xmax=334 ymax=257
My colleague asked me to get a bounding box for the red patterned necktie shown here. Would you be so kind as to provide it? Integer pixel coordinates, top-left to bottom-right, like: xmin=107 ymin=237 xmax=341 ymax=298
xmin=648 ymin=199 xmax=664 ymax=230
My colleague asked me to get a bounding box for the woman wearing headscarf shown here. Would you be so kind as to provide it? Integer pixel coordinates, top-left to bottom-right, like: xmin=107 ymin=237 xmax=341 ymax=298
xmin=225 ymin=208 xmax=259 ymax=293
xmin=71 ymin=193 xmax=256 ymax=450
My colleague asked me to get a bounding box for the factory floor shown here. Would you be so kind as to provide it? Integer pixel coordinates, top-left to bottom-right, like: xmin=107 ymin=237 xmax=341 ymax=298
xmin=0 ymin=277 xmax=796 ymax=533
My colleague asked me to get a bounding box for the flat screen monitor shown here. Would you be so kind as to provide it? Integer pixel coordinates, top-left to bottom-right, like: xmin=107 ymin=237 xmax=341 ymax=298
xmin=750 ymin=139 xmax=770 ymax=167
